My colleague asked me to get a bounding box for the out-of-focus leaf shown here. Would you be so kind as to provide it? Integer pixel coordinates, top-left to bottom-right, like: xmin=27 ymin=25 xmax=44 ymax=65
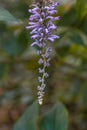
xmin=69 ymin=32 xmax=84 ymax=45
xmin=80 ymin=18 xmax=87 ymax=35
xmin=13 ymin=101 xmax=38 ymax=130
xmin=24 ymin=56 xmax=38 ymax=71
xmin=56 ymin=45 xmax=70 ymax=57
xmin=40 ymin=102 xmax=68 ymax=130
xmin=0 ymin=64 xmax=9 ymax=80
xmin=58 ymin=6 xmax=77 ymax=26
xmin=65 ymin=78 xmax=83 ymax=102
xmin=0 ymin=7 xmax=21 ymax=24
xmin=1 ymin=32 xmax=17 ymax=56
xmin=16 ymin=30 xmax=29 ymax=55
xmin=81 ymin=83 xmax=87 ymax=108
xmin=76 ymin=0 xmax=87 ymax=21
xmin=1 ymin=31 xmax=28 ymax=56
xmin=81 ymin=59 xmax=87 ymax=71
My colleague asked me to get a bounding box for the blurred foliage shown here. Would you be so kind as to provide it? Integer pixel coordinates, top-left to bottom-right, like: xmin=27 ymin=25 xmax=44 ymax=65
xmin=13 ymin=101 xmax=39 ymax=130
xmin=0 ymin=0 xmax=87 ymax=130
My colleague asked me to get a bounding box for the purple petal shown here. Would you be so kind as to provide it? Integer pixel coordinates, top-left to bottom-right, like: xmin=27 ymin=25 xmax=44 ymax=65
xmin=49 ymin=24 xmax=57 ymax=30
xmin=52 ymin=2 xmax=59 ymax=7
xmin=54 ymin=16 xmax=60 ymax=21
xmin=39 ymin=68 xmax=44 ymax=73
xmin=26 ymin=24 xmax=38 ymax=29
xmin=31 ymin=41 xmax=38 ymax=46
xmin=46 ymin=16 xmax=54 ymax=20
xmin=48 ymin=10 xmax=57 ymax=15
xmin=31 ymin=34 xmax=39 ymax=39
xmin=44 ymin=73 xmax=49 ymax=78
xmin=47 ymin=47 xmax=52 ymax=52
xmin=29 ymin=22 xmax=37 ymax=25
xmin=30 ymin=28 xmax=37 ymax=34
xmin=38 ymin=58 xmax=43 ymax=64
xmin=48 ymin=37 xmax=54 ymax=42
xmin=45 ymin=29 xmax=49 ymax=34
xmin=51 ymin=35 xmax=60 ymax=39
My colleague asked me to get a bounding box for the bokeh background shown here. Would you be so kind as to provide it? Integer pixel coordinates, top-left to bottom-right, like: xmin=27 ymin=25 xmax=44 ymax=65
xmin=0 ymin=0 xmax=87 ymax=130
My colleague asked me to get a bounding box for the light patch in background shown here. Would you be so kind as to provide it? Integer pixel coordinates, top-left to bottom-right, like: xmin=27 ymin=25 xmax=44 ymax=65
xmin=58 ymin=0 xmax=76 ymax=5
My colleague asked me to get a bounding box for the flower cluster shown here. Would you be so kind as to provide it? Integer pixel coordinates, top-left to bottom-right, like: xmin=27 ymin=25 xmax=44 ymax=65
xmin=26 ymin=1 xmax=60 ymax=105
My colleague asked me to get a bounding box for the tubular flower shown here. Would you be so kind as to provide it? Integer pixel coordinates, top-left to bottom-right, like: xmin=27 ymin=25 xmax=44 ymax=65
xmin=26 ymin=1 xmax=60 ymax=105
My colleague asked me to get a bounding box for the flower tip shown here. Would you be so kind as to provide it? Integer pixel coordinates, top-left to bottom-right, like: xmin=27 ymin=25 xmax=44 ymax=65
xmin=39 ymin=101 xmax=42 ymax=105
xmin=38 ymin=100 xmax=43 ymax=105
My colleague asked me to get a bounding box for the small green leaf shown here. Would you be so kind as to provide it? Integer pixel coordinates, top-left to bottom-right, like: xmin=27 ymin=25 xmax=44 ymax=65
xmin=0 ymin=7 xmax=21 ymax=24
xmin=40 ymin=102 xmax=68 ymax=130
xmin=76 ymin=0 xmax=87 ymax=21
xmin=13 ymin=101 xmax=38 ymax=130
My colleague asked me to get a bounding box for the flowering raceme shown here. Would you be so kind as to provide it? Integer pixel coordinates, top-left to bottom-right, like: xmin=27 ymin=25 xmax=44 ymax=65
xmin=26 ymin=1 xmax=60 ymax=105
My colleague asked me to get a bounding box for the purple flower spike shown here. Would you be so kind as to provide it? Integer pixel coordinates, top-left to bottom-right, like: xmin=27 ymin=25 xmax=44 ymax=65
xmin=26 ymin=0 xmax=60 ymax=105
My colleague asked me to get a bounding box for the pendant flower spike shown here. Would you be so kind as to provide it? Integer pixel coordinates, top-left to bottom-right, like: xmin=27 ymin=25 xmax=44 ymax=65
xmin=26 ymin=0 xmax=60 ymax=105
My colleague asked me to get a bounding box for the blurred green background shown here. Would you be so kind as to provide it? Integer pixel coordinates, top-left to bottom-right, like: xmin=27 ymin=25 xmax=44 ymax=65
xmin=0 ymin=0 xmax=87 ymax=130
